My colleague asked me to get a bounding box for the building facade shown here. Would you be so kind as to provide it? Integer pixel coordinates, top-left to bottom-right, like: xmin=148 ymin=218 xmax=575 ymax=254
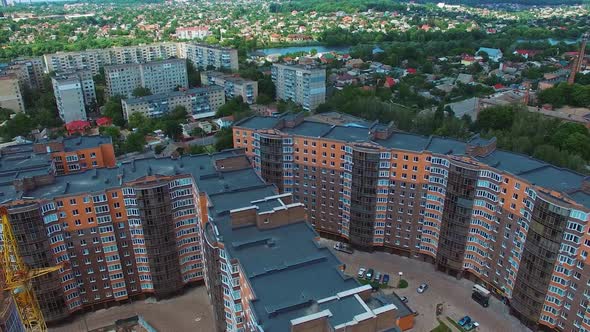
xmin=179 ymin=43 xmax=239 ymax=71
xmin=176 ymin=27 xmax=211 ymax=40
xmin=200 ymin=71 xmax=258 ymax=104
xmin=3 ymin=57 xmax=46 ymax=91
xmin=51 ymin=70 xmax=96 ymax=123
xmin=104 ymin=59 xmax=188 ymax=99
xmin=271 ymin=63 xmax=326 ymax=111
xmin=122 ymin=86 xmax=225 ymax=120
xmin=0 ymin=74 xmax=25 ymax=113
xmin=44 ymin=43 xmax=181 ymax=75
xmin=44 ymin=42 xmax=238 ymax=75
xmin=233 ymin=113 xmax=590 ymax=332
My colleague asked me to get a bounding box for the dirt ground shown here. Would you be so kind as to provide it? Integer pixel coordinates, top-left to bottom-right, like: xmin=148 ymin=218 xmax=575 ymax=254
xmin=48 ymin=286 xmax=215 ymax=332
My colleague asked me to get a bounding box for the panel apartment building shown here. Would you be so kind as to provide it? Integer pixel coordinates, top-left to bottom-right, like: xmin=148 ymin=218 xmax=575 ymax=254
xmin=233 ymin=112 xmax=590 ymax=332
xmin=104 ymin=59 xmax=188 ymax=99
xmin=178 ymin=43 xmax=239 ymax=71
xmin=51 ymin=70 xmax=96 ymax=123
xmin=44 ymin=42 xmax=238 ymax=75
xmin=271 ymin=63 xmax=326 ymax=111
xmin=201 ymin=71 xmax=258 ymax=104
xmin=0 ymin=74 xmax=25 ymax=113
xmin=0 ymin=145 xmax=415 ymax=332
xmin=3 ymin=57 xmax=46 ymax=91
xmin=121 ymin=86 xmax=225 ymax=120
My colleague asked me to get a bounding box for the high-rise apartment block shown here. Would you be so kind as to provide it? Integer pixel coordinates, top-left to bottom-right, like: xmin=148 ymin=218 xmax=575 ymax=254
xmin=271 ymin=63 xmax=326 ymax=111
xmin=200 ymin=71 xmax=258 ymax=104
xmin=178 ymin=43 xmax=239 ymax=71
xmin=121 ymin=86 xmax=225 ymax=120
xmin=43 ymin=42 xmax=238 ymax=75
xmin=233 ymin=112 xmax=590 ymax=332
xmin=0 ymin=145 xmax=414 ymax=332
xmin=104 ymin=59 xmax=188 ymax=99
xmin=0 ymin=74 xmax=25 ymax=113
xmin=51 ymin=70 xmax=96 ymax=123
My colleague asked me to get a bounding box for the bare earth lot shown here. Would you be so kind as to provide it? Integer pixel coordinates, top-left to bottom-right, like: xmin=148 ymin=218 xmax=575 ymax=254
xmin=48 ymin=286 xmax=214 ymax=332
xmin=322 ymin=239 xmax=530 ymax=332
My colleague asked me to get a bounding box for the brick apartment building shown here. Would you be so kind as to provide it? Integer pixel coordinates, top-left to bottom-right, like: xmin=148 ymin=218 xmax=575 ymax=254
xmin=233 ymin=112 xmax=590 ymax=332
xmin=0 ymin=134 xmax=414 ymax=331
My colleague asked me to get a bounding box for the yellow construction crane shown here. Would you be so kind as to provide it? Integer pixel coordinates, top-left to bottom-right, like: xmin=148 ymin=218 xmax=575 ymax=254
xmin=0 ymin=206 xmax=63 ymax=332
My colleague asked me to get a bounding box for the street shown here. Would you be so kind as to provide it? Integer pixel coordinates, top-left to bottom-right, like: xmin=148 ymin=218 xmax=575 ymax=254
xmin=323 ymin=239 xmax=530 ymax=332
xmin=48 ymin=286 xmax=215 ymax=332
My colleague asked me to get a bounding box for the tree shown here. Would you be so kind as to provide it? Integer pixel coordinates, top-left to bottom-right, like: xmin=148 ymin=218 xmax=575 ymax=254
xmin=191 ymin=127 xmax=205 ymax=137
xmin=128 ymin=113 xmax=149 ymax=130
xmin=103 ymin=96 xmax=125 ymax=127
xmin=154 ymin=144 xmax=166 ymax=154
xmin=132 ymin=87 xmax=152 ymax=97
xmin=164 ymin=121 xmax=183 ymax=140
xmin=214 ymin=128 xmax=233 ymax=151
xmin=189 ymin=144 xmax=207 ymax=154
xmin=187 ymin=59 xmax=201 ymax=87
xmin=0 ymin=113 xmax=35 ymax=140
xmin=256 ymin=94 xmax=273 ymax=105
xmin=124 ymin=132 xmax=146 ymax=153
xmin=475 ymin=106 xmax=515 ymax=131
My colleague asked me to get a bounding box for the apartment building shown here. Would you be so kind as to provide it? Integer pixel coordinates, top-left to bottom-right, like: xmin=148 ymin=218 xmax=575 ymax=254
xmin=0 ymin=147 xmax=414 ymax=332
xmin=271 ymin=63 xmax=326 ymax=111
xmin=176 ymin=26 xmax=211 ymax=40
xmin=44 ymin=43 xmax=180 ymax=75
xmin=200 ymin=71 xmax=258 ymax=104
xmin=121 ymin=86 xmax=225 ymax=120
xmin=0 ymin=74 xmax=25 ymax=113
xmin=233 ymin=112 xmax=590 ymax=332
xmin=178 ymin=43 xmax=239 ymax=71
xmin=0 ymin=294 xmax=25 ymax=332
xmin=44 ymin=42 xmax=238 ymax=75
xmin=104 ymin=59 xmax=188 ymax=99
xmin=52 ymin=70 xmax=96 ymax=123
xmin=3 ymin=57 xmax=46 ymax=91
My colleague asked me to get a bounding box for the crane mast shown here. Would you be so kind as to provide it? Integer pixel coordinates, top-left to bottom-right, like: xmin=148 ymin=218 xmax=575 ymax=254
xmin=0 ymin=206 xmax=62 ymax=332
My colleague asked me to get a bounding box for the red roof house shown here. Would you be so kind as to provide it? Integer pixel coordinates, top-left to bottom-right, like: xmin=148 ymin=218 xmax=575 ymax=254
xmin=96 ymin=117 xmax=112 ymax=127
xmin=66 ymin=120 xmax=91 ymax=135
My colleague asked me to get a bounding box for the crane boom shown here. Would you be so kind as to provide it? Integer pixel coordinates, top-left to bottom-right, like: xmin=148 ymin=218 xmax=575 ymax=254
xmin=0 ymin=206 xmax=61 ymax=332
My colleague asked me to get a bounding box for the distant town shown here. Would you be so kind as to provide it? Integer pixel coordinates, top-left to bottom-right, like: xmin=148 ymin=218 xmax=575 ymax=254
xmin=0 ymin=1 xmax=589 ymax=332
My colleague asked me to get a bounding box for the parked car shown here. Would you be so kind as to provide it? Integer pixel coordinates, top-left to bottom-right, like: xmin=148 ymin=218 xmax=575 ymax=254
xmin=458 ymin=316 xmax=472 ymax=327
xmin=333 ymin=242 xmax=354 ymax=254
xmin=374 ymin=271 xmax=382 ymax=283
xmin=357 ymin=267 xmax=366 ymax=279
xmin=365 ymin=268 xmax=374 ymax=280
xmin=382 ymin=274 xmax=390 ymax=285
xmin=465 ymin=321 xmax=479 ymax=331
xmin=400 ymin=296 xmax=408 ymax=303
xmin=417 ymin=283 xmax=429 ymax=293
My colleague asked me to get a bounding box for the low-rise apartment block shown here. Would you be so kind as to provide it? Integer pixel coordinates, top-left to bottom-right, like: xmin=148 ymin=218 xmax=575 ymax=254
xmin=271 ymin=63 xmax=326 ymax=111
xmin=0 ymin=147 xmax=412 ymax=332
xmin=43 ymin=42 xmax=238 ymax=75
xmin=51 ymin=70 xmax=96 ymax=123
xmin=179 ymin=43 xmax=239 ymax=71
xmin=122 ymin=86 xmax=225 ymax=120
xmin=200 ymin=71 xmax=258 ymax=104
xmin=0 ymin=74 xmax=25 ymax=113
xmin=104 ymin=59 xmax=188 ymax=99
xmin=233 ymin=112 xmax=590 ymax=332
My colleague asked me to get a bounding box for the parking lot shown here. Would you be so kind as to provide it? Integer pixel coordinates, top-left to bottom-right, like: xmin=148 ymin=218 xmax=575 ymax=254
xmin=324 ymin=239 xmax=530 ymax=332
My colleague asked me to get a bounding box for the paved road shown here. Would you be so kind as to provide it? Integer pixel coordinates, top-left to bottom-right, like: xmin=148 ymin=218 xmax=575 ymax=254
xmin=322 ymin=239 xmax=530 ymax=332
xmin=49 ymin=286 xmax=214 ymax=332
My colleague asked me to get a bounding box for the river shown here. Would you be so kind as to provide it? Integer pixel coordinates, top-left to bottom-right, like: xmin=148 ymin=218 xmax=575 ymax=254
xmin=254 ymin=45 xmax=351 ymax=56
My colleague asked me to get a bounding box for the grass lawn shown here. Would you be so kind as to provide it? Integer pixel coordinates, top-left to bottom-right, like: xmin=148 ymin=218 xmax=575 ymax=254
xmin=357 ymin=278 xmax=388 ymax=289
xmin=431 ymin=318 xmax=452 ymax=332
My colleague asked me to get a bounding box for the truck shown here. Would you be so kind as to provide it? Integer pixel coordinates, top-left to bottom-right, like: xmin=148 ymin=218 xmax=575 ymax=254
xmin=472 ymin=284 xmax=491 ymax=308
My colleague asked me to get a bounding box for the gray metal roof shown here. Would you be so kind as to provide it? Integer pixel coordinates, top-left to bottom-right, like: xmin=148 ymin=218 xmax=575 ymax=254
xmin=122 ymin=86 xmax=223 ymax=105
